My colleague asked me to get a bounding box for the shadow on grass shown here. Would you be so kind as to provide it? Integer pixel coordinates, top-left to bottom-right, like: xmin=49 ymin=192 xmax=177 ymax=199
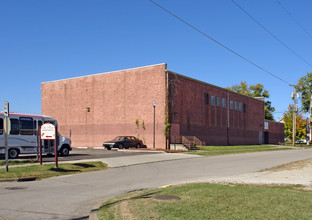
xmin=49 ymin=168 xmax=80 ymax=172
xmin=73 ymin=163 xmax=96 ymax=168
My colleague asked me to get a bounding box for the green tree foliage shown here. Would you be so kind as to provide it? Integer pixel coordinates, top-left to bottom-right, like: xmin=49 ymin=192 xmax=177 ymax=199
xmin=226 ymin=81 xmax=275 ymax=121
xmin=282 ymin=105 xmax=307 ymax=140
xmin=296 ymin=72 xmax=312 ymax=113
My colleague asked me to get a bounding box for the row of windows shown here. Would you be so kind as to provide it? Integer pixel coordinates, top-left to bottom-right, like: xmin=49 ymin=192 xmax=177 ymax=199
xmin=204 ymin=93 xmax=247 ymax=112
xmin=0 ymin=117 xmax=43 ymax=135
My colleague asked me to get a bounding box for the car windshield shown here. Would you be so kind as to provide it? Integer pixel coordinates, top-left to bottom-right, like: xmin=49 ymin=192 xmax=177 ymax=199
xmin=113 ymin=136 xmax=125 ymax=141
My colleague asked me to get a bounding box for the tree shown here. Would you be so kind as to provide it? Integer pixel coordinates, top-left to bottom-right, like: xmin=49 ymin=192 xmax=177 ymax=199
xmin=282 ymin=105 xmax=307 ymax=140
xmin=296 ymin=72 xmax=312 ymax=113
xmin=226 ymin=81 xmax=275 ymax=121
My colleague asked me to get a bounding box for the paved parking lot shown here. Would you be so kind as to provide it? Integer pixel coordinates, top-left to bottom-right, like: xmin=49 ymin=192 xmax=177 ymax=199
xmin=0 ymin=148 xmax=163 ymax=162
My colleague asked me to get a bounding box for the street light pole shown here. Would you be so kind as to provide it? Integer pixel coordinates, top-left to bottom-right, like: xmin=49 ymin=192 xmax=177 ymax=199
xmin=152 ymin=101 xmax=157 ymax=149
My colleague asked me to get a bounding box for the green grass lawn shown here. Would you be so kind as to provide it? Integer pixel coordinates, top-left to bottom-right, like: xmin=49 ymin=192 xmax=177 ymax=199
xmin=97 ymin=183 xmax=312 ymax=220
xmin=284 ymin=141 xmax=312 ymax=148
xmin=0 ymin=159 xmax=38 ymax=166
xmin=0 ymin=161 xmax=108 ymax=180
xmin=188 ymin=145 xmax=292 ymax=156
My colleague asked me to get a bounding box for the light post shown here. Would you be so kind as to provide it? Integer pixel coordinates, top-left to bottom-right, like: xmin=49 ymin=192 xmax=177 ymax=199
xmin=152 ymin=101 xmax=157 ymax=149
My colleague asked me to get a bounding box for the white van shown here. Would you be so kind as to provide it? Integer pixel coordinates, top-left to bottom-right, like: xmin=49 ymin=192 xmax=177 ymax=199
xmin=0 ymin=112 xmax=72 ymax=159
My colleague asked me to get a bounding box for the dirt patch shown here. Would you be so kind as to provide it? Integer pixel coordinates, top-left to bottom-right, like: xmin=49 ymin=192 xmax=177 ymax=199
xmin=265 ymin=158 xmax=312 ymax=171
xmin=119 ymin=200 xmax=136 ymax=220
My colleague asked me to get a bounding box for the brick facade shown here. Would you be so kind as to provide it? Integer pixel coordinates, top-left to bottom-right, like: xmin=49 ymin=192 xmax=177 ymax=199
xmin=264 ymin=120 xmax=285 ymax=144
xmin=42 ymin=64 xmax=167 ymax=149
xmin=41 ymin=64 xmax=284 ymax=149
xmin=168 ymin=72 xmax=265 ymax=145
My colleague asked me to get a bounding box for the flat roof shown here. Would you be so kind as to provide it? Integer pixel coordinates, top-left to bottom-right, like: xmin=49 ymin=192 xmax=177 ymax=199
xmin=168 ymin=70 xmax=265 ymax=103
xmin=41 ymin=63 xmax=264 ymax=103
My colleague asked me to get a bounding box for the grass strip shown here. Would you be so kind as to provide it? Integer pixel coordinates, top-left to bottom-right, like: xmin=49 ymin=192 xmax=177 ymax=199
xmin=0 ymin=161 xmax=108 ymax=180
xmin=0 ymin=159 xmax=37 ymax=166
xmin=97 ymin=183 xmax=312 ymax=220
xmin=188 ymin=145 xmax=292 ymax=156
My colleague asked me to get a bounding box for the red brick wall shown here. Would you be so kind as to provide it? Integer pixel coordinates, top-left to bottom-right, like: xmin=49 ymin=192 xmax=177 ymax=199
xmin=42 ymin=64 xmax=167 ymax=149
xmin=168 ymin=72 xmax=265 ymax=145
xmin=264 ymin=120 xmax=285 ymax=144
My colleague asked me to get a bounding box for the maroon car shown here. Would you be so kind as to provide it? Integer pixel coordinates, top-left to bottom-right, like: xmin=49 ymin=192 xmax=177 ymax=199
xmin=103 ymin=136 xmax=145 ymax=150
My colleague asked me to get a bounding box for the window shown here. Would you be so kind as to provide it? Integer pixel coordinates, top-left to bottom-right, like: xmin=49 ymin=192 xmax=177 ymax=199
xmin=20 ymin=117 xmax=34 ymax=135
xmin=33 ymin=120 xmax=43 ymax=130
xmin=10 ymin=118 xmax=19 ymax=135
xmin=0 ymin=118 xmax=3 ymax=135
xmin=216 ymin=97 xmax=221 ymax=107
xmin=204 ymin=93 xmax=209 ymax=105
xmin=243 ymin=103 xmax=247 ymax=113
xmin=230 ymin=100 xmax=233 ymax=110
xmin=235 ymin=102 xmax=238 ymax=111
xmin=239 ymin=103 xmax=243 ymax=112
xmin=222 ymin=98 xmax=226 ymax=108
xmin=211 ymin=95 xmax=215 ymax=106
xmin=264 ymin=122 xmax=269 ymax=130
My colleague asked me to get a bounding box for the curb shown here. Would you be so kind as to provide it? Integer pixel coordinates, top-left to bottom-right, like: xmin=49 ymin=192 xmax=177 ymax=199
xmin=0 ymin=176 xmax=38 ymax=182
xmin=75 ymin=146 xmax=171 ymax=153
xmin=89 ymin=202 xmax=102 ymax=220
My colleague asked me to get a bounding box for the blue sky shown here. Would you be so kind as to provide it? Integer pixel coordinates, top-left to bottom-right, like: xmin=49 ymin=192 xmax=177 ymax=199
xmin=1 ymin=0 xmax=311 ymax=121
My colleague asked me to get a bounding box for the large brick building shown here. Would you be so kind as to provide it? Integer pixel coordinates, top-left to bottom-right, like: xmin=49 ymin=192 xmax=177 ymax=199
xmin=41 ymin=63 xmax=284 ymax=149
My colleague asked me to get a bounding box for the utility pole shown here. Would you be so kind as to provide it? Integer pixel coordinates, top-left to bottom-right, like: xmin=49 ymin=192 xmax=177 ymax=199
xmin=308 ymin=95 xmax=312 ymax=145
xmin=291 ymin=86 xmax=297 ymax=147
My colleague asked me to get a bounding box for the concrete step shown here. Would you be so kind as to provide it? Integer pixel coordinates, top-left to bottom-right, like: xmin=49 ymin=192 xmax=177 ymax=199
xmin=170 ymin=144 xmax=188 ymax=151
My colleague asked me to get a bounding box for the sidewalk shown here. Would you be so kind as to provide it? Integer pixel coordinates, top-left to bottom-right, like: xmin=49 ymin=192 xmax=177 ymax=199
xmin=60 ymin=151 xmax=202 ymax=168
xmin=0 ymin=151 xmax=202 ymax=169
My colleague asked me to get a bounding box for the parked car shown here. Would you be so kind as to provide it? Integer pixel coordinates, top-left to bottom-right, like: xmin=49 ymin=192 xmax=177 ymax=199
xmin=103 ymin=136 xmax=145 ymax=150
xmin=295 ymin=139 xmax=307 ymax=144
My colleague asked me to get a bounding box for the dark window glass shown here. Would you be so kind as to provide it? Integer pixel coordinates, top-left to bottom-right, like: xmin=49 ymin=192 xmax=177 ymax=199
xmin=33 ymin=120 xmax=43 ymax=130
xmin=222 ymin=98 xmax=226 ymax=108
xmin=10 ymin=119 xmax=19 ymax=135
xmin=239 ymin=103 xmax=243 ymax=112
xmin=216 ymin=97 xmax=221 ymax=107
xmin=204 ymin=93 xmax=209 ymax=105
xmin=0 ymin=118 xmax=3 ymax=135
xmin=230 ymin=100 xmax=234 ymax=110
xmin=243 ymin=104 xmax=247 ymax=113
xmin=211 ymin=96 xmax=215 ymax=106
xmin=235 ymin=102 xmax=238 ymax=111
xmin=20 ymin=117 xmax=34 ymax=135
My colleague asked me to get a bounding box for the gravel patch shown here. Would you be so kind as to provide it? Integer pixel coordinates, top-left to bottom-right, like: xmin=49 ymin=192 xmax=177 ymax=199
xmin=206 ymin=158 xmax=312 ymax=189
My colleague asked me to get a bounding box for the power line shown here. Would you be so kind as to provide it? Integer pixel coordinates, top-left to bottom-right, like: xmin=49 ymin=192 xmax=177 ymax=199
xmin=149 ymin=0 xmax=292 ymax=86
xmin=231 ymin=0 xmax=312 ymax=68
xmin=276 ymin=0 xmax=312 ymax=40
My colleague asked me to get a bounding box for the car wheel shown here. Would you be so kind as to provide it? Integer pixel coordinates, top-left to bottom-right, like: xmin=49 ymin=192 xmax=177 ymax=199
xmin=9 ymin=148 xmax=19 ymax=159
xmin=60 ymin=145 xmax=70 ymax=156
xmin=118 ymin=144 xmax=123 ymax=149
xmin=136 ymin=143 xmax=141 ymax=149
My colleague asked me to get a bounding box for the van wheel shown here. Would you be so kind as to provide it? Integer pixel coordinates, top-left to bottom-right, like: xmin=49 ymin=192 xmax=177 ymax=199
xmin=60 ymin=145 xmax=70 ymax=156
xmin=9 ymin=148 xmax=19 ymax=159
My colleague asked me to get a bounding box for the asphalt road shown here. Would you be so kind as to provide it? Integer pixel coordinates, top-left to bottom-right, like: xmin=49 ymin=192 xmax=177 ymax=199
xmin=1 ymin=148 xmax=312 ymax=220
xmin=0 ymin=148 xmax=163 ymax=162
